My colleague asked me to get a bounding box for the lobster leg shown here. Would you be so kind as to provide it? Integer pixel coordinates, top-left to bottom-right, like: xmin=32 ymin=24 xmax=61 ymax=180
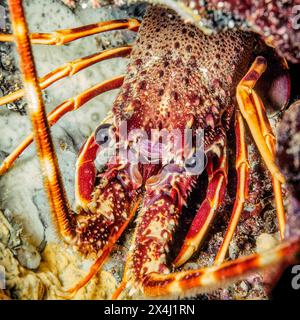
xmin=251 ymin=91 xmax=286 ymax=239
xmin=0 ymin=76 xmax=124 ymax=175
xmin=236 ymin=56 xmax=286 ymax=238
xmin=0 ymin=19 xmax=140 ymax=45
xmin=173 ymin=146 xmax=228 ymax=267
xmin=7 ymin=0 xmax=75 ymax=240
xmin=140 ymin=238 xmax=299 ymax=298
xmin=0 ymin=46 xmax=131 ymax=106
xmin=214 ymin=111 xmax=249 ymax=265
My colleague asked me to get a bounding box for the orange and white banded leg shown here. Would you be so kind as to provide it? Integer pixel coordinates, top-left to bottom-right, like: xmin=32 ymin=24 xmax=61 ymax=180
xmin=174 ymin=146 xmax=228 ymax=267
xmin=236 ymin=56 xmax=286 ymax=238
xmin=0 ymin=46 xmax=131 ymax=106
xmin=0 ymin=76 xmax=124 ymax=175
xmin=0 ymin=18 xmax=140 ymax=45
xmin=7 ymin=0 xmax=75 ymax=240
xmin=140 ymin=238 xmax=300 ymax=298
xmin=214 ymin=111 xmax=249 ymax=265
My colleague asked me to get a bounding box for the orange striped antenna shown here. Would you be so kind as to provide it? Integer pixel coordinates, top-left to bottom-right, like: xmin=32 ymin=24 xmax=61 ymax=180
xmin=8 ymin=0 xmax=75 ymax=241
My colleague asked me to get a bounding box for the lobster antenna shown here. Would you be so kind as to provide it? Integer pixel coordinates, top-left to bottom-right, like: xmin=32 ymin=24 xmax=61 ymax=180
xmin=8 ymin=0 xmax=75 ymax=241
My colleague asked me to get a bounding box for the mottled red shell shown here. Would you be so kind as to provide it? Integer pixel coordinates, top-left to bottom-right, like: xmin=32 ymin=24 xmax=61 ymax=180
xmin=112 ymin=6 xmax=260 ymax=151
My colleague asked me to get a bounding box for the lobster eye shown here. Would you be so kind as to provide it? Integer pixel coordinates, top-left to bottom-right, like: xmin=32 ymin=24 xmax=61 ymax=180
xmin=185 ymin=154 xmax=197 ymax=169
xmin=184 ymin=150 xmax=206 ymax=175
xmin=94 ymin=124 xmax=111 ymax=146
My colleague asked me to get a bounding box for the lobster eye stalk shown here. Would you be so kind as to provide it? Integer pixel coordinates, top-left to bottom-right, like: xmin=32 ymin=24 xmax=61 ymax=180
xmin=94 ymin=123 xmax=112 ymax=146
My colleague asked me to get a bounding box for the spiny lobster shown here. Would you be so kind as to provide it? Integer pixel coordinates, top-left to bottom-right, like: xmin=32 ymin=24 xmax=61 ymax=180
xmin=0 ymin=1 xmax=299 ymax=299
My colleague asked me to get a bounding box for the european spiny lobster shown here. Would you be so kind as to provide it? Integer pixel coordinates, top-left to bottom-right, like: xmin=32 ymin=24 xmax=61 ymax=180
xmin=0 ymin=1 xmax=300 ymax=299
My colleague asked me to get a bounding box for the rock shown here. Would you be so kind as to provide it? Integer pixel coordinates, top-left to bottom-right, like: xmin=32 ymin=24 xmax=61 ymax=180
xmin=0 ymin=53 xmax=12 ymax=71
xmin=228 ymin=240 xmax=239 ymax=260
xmin=239 ymin=281 xmax=249 ymax=292
xmin=256 ymin=233 xmax=279 ymax=253
xmin=15 ymin=245 xmax=41 ymax=270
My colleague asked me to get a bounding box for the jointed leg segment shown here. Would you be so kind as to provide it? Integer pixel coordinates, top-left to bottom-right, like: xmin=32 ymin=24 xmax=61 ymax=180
xmin=214 ymin=111 xmax=249 ymax=265
xmin=139 ymin=238 xmax=299 ymax=298
xmin=236 ymin=56 xmax=286 ymax=239
xmin=0 ymin=18 xmax=140 ymax=45
xmin=0 ymin=46 xmax=131 ymax=106
xmin=251 ymin=91 xmax=286 ymax=239
xmin=236 ymin=57 xmax=284 ymax=184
